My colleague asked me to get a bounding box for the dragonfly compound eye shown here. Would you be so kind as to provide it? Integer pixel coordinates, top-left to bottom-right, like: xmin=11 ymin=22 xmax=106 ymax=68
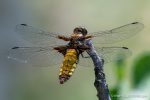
xmin=73 ymin=27 xmax=88 ymax=36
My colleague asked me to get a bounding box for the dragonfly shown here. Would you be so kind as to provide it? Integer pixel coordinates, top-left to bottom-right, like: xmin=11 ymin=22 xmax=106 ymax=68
xmin=8 ymin=22 xmax=144 ymax=84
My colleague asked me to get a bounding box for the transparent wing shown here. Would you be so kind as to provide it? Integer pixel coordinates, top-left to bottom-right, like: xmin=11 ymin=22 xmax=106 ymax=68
xmin=16 ymin=24 xmax=68 ymax=46
xmin=7 ymin=46 xmax=64 ymax=67
xmin=95 ymin=47 xmax=132 ymax=63
xmin=79 ymin=47 xmax=132 ymax=67
xmin=90 ymin=22 xmax=144 ymax=44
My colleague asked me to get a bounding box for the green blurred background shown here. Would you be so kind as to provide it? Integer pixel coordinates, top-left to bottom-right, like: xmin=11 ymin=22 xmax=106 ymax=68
xmin=0 ymin=0 xmax=150 ymax=100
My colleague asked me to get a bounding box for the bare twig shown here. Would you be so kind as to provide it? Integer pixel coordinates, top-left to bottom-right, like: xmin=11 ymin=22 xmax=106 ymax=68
xmin=86 ymin=39 xmax=111 ymax=100
xmin=94 ymin=67 xmax=111 ymax=100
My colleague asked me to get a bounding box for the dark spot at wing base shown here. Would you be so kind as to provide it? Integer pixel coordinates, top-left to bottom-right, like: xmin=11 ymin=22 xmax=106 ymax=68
xmin=12 ymin=46 xmax=19 ymax=49
xmin=122 ymin=47 xmax=128 ymax=49
xmin=132 ymin=22 xmax=139 ymax=24
xmin=21 ymin=24 xmax=27 ymax=26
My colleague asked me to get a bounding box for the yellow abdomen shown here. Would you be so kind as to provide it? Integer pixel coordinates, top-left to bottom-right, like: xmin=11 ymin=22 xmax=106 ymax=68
xmin=59 ymin=49 xmax=78 ymax=84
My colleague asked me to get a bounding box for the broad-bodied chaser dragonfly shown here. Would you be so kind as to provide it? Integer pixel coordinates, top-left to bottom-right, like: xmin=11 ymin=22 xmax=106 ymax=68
xmin=8 ymin=22 xmax=144 ymax=84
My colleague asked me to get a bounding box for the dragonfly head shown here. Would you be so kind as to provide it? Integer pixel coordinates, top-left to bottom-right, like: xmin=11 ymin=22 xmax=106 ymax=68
xmin=73 ymin=27 xmax=88 ymax=36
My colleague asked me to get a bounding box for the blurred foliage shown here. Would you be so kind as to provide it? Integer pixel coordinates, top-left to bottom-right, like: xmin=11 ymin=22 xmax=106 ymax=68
xmin=115 ymin=59 xmax=126 ymax=82
xmin=110 ymin=57 xmax=126 ymax=100
xmin=132 ymin=53 xmax=150 ymax=88
xmin=110 ymin=53 xmax=150 ymax=100
xmin=110 ymin=87 xmax=119 ymax=100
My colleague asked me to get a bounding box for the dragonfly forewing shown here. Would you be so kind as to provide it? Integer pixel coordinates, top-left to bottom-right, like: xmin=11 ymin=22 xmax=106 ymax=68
xmin=16 ymin=24 xmax=67 ymax=46
xmin=90 ymin=22 xmax=144 ymax=44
